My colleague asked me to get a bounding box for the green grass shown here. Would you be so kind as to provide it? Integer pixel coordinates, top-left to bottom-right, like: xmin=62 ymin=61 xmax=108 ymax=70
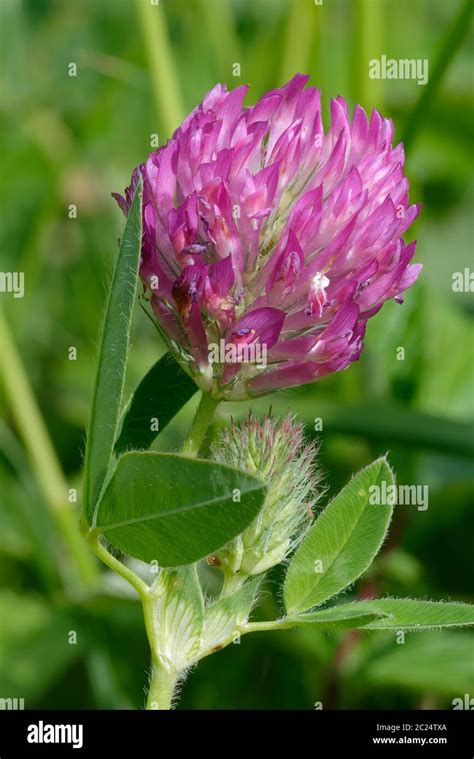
xmin=0 ymin=0 xmax=472 ymax=710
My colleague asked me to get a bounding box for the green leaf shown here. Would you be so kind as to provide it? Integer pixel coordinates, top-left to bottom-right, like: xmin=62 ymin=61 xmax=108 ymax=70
xmin=284 ymin=457 xmax=395 ymax=614
xmin=83 ymin=179 xmax=143 ymax=521
xmin=285 ymin=606 xmax=390 ymax=631
xmin=115 ymin=352 xmax=197 ymax=454
xmin=200 ymin=577 xmax=261 ymax=655
xmin=337 ymin=598 xmax=474 ymax=630
xmin=93 ymin=451 xmax=267 ymax=566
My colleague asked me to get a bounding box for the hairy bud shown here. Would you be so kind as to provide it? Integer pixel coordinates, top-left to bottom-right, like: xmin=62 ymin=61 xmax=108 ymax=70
xmin=211 ymin=413 xmax=322 ymax=578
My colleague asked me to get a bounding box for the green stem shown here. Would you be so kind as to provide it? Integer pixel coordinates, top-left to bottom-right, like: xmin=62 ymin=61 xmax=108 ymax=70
xmin=146 ymin=662 xmax=178 ymax=710
xmin=81 ymin=526 xmax=149 ymax=598
xmin=82 ymin=526 xmax=179 ymax=709
xmin=181 ymin=393 xmax=219 ymax=457
xmin=198 ymin=617 xmax=293 ymax=662
xmin=244 ymin=619 xmax=295 ymax=634
xmin=83 ymin=531 xmax=178 ymax=710
xmin=0 ymin=311 xmax=98 ymax=592
xmin=141 ymin=586 xmax=179 ymax=710
xmin=82 ymin=532 xmax=184 ymax=711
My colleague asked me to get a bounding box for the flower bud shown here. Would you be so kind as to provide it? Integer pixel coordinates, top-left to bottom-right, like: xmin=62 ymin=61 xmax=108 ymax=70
xmin=211 ymin=413 xmax=321 ymax=578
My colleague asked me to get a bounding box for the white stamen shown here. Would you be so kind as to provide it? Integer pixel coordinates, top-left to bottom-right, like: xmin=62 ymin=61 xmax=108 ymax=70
xmin=311 ymin=272 xmax=330 ymax=292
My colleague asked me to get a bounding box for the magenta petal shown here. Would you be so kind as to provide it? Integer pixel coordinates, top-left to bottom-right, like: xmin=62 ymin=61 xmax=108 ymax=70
xmin=112 ymin=192 xmax=128 ymax=214
xmin=248 ymin=361 xmax=319 ymax=394
xmin=209 ymin=254 xmax=235 ymax=293
xmin=227 ymin=307 xmax=286 ymax=349
xmin=184 ymin=303 xmax=210 ymax=369
xmin=267 ymin=230 xmax=304 ymax=299
xmin=114 ymin=74 xmax=421 ymax=399
xmin=398 ymin=262 xmax=423 ymax=292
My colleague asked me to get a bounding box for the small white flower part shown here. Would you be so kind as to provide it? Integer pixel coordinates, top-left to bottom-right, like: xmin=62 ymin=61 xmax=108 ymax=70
xmin=306 ymin=272 xmax=330 ymax=317
xmin=312 ymin=271 xmax=330 ymax=290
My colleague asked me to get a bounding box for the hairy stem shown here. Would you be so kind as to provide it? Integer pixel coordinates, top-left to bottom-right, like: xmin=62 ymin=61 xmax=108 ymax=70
xmin=146 ymin=662 xmax=179 ymax=710
xmin=182 ymin=393 xmax=219 ymax=457
xmin=141 ymin=585 xmax=181 ymax=710
xmin=81 ymin=526 xmax=149 ymax=598
xmin=82 ymin=527 xmax=179 ymax=709
xmin=244 ymin=619 xmax=295 ymax=634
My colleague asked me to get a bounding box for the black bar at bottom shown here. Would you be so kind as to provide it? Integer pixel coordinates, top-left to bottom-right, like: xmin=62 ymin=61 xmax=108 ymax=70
xmin=0 ymin=709 xmax=472 ymax=756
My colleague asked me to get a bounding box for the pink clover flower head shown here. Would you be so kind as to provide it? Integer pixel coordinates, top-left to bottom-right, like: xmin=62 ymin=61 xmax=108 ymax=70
xmin=114 ymin=74 xmax=421 ymax=400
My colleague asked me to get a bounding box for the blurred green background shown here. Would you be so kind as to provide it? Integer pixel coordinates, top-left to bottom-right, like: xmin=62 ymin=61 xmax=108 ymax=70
xmin=0 ymin=0 xmax=473 ymax=709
